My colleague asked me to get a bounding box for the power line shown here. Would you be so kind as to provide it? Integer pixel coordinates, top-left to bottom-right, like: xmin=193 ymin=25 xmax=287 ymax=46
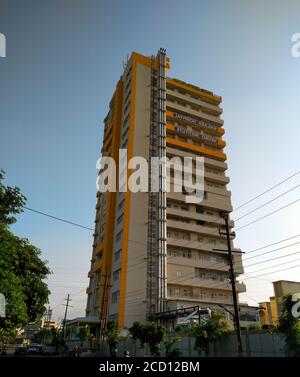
xmin=243 ymin=241 xmax=300 ymax=261
xmin=247 ymin=233 xmax=300 ymax=253
xmin=235 ymin=198 xmax=300 ymax=231
xmin=242 ymin=264 xmax=300 ymax=281
xmin=233 ymin=171 xmax=300 ymax=212
xmin=242 ymin=257 xmax=300 ymax=277
xmin=234 ymin=185 xmax=300 ymax=222
xmin=244 ymin=250 xmax=300 ymax=268
xmin=23 ymin=206 xmax=93 ymax=231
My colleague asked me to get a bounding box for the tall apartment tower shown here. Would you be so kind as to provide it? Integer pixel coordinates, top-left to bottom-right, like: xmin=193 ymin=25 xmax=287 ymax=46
xmin=86 ymin=49 xmax=246 ymax=329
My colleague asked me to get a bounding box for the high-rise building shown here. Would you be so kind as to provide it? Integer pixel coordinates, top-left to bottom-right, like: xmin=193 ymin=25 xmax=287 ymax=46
xmin=86 ymin=49 xmax=247 ymax=329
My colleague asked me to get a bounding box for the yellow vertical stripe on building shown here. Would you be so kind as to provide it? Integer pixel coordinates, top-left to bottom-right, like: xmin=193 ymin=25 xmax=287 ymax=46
xmin=98 ymin=80 xmax=123 ymax=320
xmin=118 ymin=60 xmax=137 ymax=327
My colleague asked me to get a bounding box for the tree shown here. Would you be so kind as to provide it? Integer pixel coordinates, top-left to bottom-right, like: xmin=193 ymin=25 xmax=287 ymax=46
xmin=0 ymin=169 xmax=51 ymax=339
xmin=78 ymin=325 xmax=91 ymax=347
xmin=276 ymin=293 xmax=300 ymax=357
xmin=103 ymin=321 xmax=121 ymax=357
xmin=129 ymin=321 xmax=166 ymax=356
xmin=128 ymin=321 xmax=143 ymax=356
xmin=0 ymin=270 xmax=28 ymax=341
xmin=164 ymin=332 xmax=181 ymax=357
xmin=191 ymin=311 xmax=233 ymax=356
xmin=0 ymin=169 xmax=26 ymax=225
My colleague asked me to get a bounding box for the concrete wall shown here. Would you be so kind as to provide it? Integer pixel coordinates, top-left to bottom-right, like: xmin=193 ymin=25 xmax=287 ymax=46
xmin=100 ymin=331 xmax=286 ymax=357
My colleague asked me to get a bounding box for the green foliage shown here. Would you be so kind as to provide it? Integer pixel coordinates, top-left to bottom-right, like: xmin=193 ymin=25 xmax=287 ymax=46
xmin=78 ymin=325 xmax=91 ymax=346
xmin=129 ymin=321 xmax=166 ymax=356
xmin=0 ymin=169 xmax=26 ymax=225
xmin=104 ymin=321 xmax=121 ymax=356
xmin=276 ymin=293 xmax=300 ymax=357
xmin=128 ymin=321 xmax=143 ymax=343
xmin=164 ymin=333 xmax=181 ymax=357
xmin=0 ymin=270 xmax=28 ymax=341
xmin=247 ymin=323 xmax=261 ymax=331
xmin=191 ymin=311 xmax=233 ymax=356
xmin=0 ymin=169 xmax=51 ymax=339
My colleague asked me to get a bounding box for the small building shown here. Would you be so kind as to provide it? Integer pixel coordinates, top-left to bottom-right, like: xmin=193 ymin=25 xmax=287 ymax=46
xmin=259 ymin=280 xmax=300 ymax=326
xmin=23 ymin=319 xmax=61 ymax=340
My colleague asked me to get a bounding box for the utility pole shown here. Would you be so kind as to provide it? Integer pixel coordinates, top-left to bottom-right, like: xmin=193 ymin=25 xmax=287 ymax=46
xmin=42 ymin=306 xmax=52 ymax=345
xmin=220 ymin=212 xmax=243 ymax=356
xmin=62 ymin=294 xmax=73 ymax=340
xmin=99 ymin=269 xmax=110 ymax=342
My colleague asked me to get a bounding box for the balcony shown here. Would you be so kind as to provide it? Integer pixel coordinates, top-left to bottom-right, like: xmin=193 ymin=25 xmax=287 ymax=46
xmin=167 ymin=235 xmax=242 ymax=258
xmin=167 ymin=206 xmax=233 ymax=227
xmin=205 ymin=170 xmax=230 ymax=185
xmin=167 ymin=191 xmax=233 ymax=212
xmin=168 ymin=218 xmax=219 ymax=237
xmin=168 ymin=255 xmax=244 ymax=275
xmin=168 ymin=177 xmax=231 ymax=199
xmin=166 ymin=137 xmax=226 ymax=162
xmin=166 ymin=101 xmax=224 ymax=127
xmin=86 ymin=287 xmax=92 ymax=295
xmin=92 ymin=258 xmax=102 ymax=273
xmin=166 ymin=146 xmax=228 ymax=170
xmin=167 ymin=294 xmax=233 ymax=306
xmin=168 ymin=255 xmax=229 ymax=272
xmin=166 ymin=88 xmax=223 ymax=116
xmin=167 ymin=275 xmax=246 ymax=292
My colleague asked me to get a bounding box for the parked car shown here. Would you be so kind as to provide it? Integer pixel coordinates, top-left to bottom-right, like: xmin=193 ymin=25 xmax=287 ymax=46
xmin=28 ymin=343 xmax=41 ymax=355
xmin=42 ymin=343 xmax=57 ymax=355
xmin=15 ymin=345 xmax=28 ymax=356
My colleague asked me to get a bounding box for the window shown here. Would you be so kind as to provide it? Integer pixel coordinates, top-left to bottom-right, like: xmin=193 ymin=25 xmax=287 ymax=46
xmin=176 ymin=270 xmax=182 ymax=278
xmin=118 ymin=199 xmax=125 ymax=211
xmin=116 ymin=230 xmax=123 ymax=242
xmin=175 ymin=289 xmax=180 ymax=297
xmin=168 ymin=249 xmax=178 ymax=257
xmin=111 ymin=290 xmax=120 ymax=304
xmin=197 ymin=236 xmax=203 ymax=242
xmin=95 ymin=253 xmax=102 ymax=261
xmin=197 ymin=271 xmax=206 ymax=279
xmin=196 ymin=206 xmax=204 ymax=214
xmin=182 ymin=233 xmax=190 ymax=240
xmin=208 ymin=239 xmax=216 ymax=245
xmin=117 ymin=213 xmax=124 ymax=224
xmin=115 ymin=248 xmax=122 ymax=261
xmin=113 ymin=269 xmax=121 ymax=282
xmin=182 ymin=250 xmax=191 ymax=259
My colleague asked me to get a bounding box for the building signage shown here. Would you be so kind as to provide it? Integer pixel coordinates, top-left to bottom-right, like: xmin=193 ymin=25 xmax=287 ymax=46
xmin=174 ymin=126 xmax=218 ymax=145
xmin=173 ymin=112 xmax=219 ymax=132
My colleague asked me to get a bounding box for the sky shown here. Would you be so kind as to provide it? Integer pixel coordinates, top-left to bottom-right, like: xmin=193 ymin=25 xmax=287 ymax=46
xmin=0 ymin=0 xmax=300 ymax=321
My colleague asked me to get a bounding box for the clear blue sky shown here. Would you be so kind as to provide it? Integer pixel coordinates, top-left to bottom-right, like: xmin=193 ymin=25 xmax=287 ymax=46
xmin=1 ymin=0 xmax=300 ymax=320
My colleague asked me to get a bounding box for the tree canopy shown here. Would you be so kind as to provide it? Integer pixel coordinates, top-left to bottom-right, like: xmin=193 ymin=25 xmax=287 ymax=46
xmin=191 ymin=311 xmax=233 ymax=356
xmin=276 ymin=293 xmax=300 ymax=357
xmin=0 ymin=169 xmax=51 ymax=340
